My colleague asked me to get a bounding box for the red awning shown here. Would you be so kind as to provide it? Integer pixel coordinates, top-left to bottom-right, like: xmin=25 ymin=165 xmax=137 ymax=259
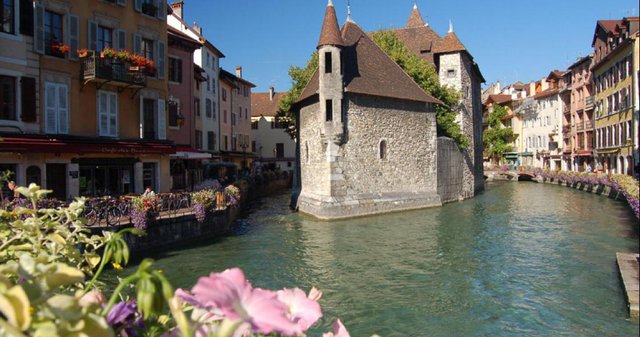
xmin=0 ymin=136 xmax=175 ymax=155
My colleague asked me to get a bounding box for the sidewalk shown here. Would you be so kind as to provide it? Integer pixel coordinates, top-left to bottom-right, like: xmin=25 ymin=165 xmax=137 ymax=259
xmin=616 ymin=252 xmax=639 ymax=320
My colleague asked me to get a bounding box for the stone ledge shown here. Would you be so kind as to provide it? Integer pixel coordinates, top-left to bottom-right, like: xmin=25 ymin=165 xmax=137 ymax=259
xmin=298 ymin=191 xmax=442 ymax=220
xmin=616 ymin=252 xmax=639 ymax=320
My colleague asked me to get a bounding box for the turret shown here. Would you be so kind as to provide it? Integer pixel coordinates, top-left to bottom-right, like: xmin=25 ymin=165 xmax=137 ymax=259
xmin=317 ymin=0 xmax=345 ymax=143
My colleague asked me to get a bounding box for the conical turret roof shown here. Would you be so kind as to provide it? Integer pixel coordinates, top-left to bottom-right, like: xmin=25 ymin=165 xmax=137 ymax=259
xmin=434 ymin=31 xmax=466 ymax=54
xmin=406 ymin=3 xmax=425 ymax=28
xmin=317 ymin=1 xmax=344 ymax=48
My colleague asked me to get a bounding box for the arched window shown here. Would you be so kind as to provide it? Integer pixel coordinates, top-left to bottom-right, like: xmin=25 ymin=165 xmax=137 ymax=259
xmin=379 ymin=140 xmax=387 ymax=160
xmin=26 ymin=166 xmax=41 ymax=186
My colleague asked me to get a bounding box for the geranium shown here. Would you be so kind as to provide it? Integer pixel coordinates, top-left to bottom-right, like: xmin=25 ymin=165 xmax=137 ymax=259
xmin=129 ymin=195 xmax=160 ymax=229
xmin=50 ymin=42 xmax=70 ymax=54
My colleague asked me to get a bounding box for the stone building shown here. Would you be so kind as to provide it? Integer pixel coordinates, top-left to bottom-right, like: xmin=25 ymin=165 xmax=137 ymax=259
xmin=294 ymin=2 xmax=442 ymax=219
xmin=383 ymin=3 xmax=485 ymax=196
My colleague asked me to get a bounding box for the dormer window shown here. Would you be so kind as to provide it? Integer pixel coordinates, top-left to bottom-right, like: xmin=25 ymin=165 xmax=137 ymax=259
xmin=325 ymin=52 xmax=332 ymax=73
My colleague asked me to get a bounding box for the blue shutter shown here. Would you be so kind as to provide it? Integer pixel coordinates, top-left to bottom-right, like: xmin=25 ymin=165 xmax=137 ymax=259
xmin=88 ymin=20 xmax=97 ymax=51
xmin=133 ymin=33 xmax=141 ymax=55
xmin=157 ymin=99 xmax=166 ymax=140
xmin=157 ymin=40 xmax=166 ymax=79
xmin=116 ymin=29 xmax=126 ymax=51
xmin=156 ymin=0 xmax=166 ymax=19
xmin=68 ymin=15 xmax=79 ymax=60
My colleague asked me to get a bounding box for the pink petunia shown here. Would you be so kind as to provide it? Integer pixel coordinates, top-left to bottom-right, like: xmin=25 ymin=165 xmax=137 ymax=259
xmin=277 ymin=288 xmax=323 ymax=331
xmin=323 ymin=319 xmax=350 ymax=337
xmin=184 ymin=268 xmax=302 ymax=336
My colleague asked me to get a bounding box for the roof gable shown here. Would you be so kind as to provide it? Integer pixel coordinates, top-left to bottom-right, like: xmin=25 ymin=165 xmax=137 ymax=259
xmin=406 ymin=5 xmax=425 ymax=28
xmin=252 ymin=92 xmax=284 ymax=117
xmin=433 ymin=31 xmax=466 ymax=54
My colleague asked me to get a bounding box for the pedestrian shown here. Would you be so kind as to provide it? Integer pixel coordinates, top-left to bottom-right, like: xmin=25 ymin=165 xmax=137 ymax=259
xmin=142 ymin=186 xmax=155 ymax=197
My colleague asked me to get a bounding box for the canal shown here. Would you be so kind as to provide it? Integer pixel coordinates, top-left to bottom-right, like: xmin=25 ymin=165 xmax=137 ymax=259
xmin=116 ymin=181 xmax=639 ymax=336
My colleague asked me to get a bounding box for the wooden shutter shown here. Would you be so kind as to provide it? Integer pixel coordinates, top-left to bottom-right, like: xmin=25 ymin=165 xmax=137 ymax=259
xmin=157 ymin=40 xmax=165 ymax=79
xmin=177 ymin=59 xmax=182 ymax=83
xmin=116 ymin=29 xmax=126 ymax=51
xmin=157 ymin=99 xmax=166 ymax=140
xmin=68 ymin=15 xmax=79 ymax=60
xmin=133 ymin=33 xmax=141 ymax=55
xmin=34 ymin=3 xmax=44 ymax=54
xmin=98 ymin=91 xmax=108 ymax=136
xmin=108 ymin=92 xmax=118 ymax=137
xmin=20 ymin=77 xmax=37 ymax=123
xmin=156 ymin=0 xmax=165 ymax=19
xmin=134 ymin=0 xmax=142 ymax=12
xmin=57 ymin=84 xmax=69 ymax=134
xmin=117 ymin=0 xmax=128 ymax=6
xmin=19 ymin=0 xmax=34 ymax=36
xmin=88 ymin=20 xmax=97 ymax=52
xmin=45 ymin=83 xmax=57 ymax=133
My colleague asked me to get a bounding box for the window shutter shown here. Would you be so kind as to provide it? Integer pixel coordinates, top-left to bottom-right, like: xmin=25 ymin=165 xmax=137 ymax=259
xmin=157 ymin=40 xmax=166 ymax=79
xmin=45 ymin=83 xmax=58 ymax=134
xmin=88 ymin=20 xmax=97 ymax=51
xmin=20 ymin=77 xmax=37 ymax=123
xmin=157 ymin=99 xmax=166 ymax=140
xmin=156 ymin=0 xmax=166 ymax=19
xmin=58 ymin=84 xmax=69 ymax=134
xmin=117 ymin=0 xmax=128 ymax=6
xmin=108 ymin=92 xmax=118 ymax=137
xmin=133 ymin=33 xmax=141 ymax=55
xmin=34 ymin=3 xmax=44 ymax=54
xmin=139 ymin=96 xmax=144 ymax=138
xmin=20 ymin=0 xmax=34 ymax=36
xmin=116 ymin=29 xmax=126 ymax=51
xmin=98 ymin=92 xmax=108 ymax=136
xmin=68 ymin=15 xmax=79 ymax=60
xmin=134 ymin=0 xmax=142 ymax=12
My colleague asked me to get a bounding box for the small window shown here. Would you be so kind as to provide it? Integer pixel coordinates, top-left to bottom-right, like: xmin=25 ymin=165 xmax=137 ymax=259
xmin=44 ymin=10 xmax=64 ymax=57
xmin=447 ymin=69 xmax=455 ymax=78
xmin=379 ymin=140 xmax=387 ymax=160
xmin=0 ymin=75 xmax=16 ymax=120
xmin=168 ymin=57 xmax=182 ymax=83
xmin=325 ymin=99 xmax=333 ymax=122
xmin=1 ymin=0 xmax=15 ymax=34
xmin=324 ymin=52 xmax=332 ymax=73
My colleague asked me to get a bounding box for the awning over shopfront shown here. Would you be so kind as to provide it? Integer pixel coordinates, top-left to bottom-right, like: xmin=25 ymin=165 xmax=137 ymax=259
xmin=0 ymin=134 xmax=175 ymax=155
xmin=171 ymin=147 xmax=212 ymax=160
xmin=576 ymin=150 xmax=594 ymax=156
xmin=595 ymin=148 xmax=621 ymax=155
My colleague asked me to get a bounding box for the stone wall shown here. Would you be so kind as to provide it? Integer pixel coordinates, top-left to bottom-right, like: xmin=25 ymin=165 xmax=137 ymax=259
xmin=298 ymin=94 xmax=441 ymax=219
xmin=437 ymin=137 xmax=465 ymax=203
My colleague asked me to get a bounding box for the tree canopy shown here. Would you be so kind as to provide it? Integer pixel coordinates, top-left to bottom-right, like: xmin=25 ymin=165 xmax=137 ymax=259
xmin=278 ymin=30 xmax=468 ymax=148
xmin=482 ymin=104 xmax=515 ymax=163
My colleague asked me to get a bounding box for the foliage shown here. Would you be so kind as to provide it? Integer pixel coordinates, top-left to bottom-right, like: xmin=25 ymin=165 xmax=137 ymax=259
xmin=276 ymin=52 xmax=319 ymax=140
xmin=130 ymin=195 xmax=160 ymax=230
xmin=191 ymin=189 xmax=216 ymax=223
xmin=482 ymin=104 xmax=514 ymax=163
xmin=0 ymin=184 xmax=356 ymax=337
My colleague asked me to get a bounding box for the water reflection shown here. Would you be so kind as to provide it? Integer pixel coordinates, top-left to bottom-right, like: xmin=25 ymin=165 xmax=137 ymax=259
xmin=112 ymin=182 xmax=639 ymax=337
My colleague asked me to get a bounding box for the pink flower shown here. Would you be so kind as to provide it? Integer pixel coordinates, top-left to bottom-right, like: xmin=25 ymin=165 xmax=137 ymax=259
xmin=323 ymin=319 xmax=350 ymax=337
xmin=308 ymin=287 xmax=323 ymax=301
xmin=180 ymin=268 xmax=301 ymax=336
xmin=277 ymin=288 xmax=323 ymax=331
xmin=79 ymin=289 xmax=106 ymax=307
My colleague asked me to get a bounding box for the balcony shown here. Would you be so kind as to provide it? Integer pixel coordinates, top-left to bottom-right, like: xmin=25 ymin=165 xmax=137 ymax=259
xmin=562 ymin=125 xmax=571 ymax=135
xmin=585 ymin=95 xmax=594 ymax=109
xmin=81 ymin=54 xmax=148 ymax=91
xmin=562 ymin=106 xmax=571 ymax=114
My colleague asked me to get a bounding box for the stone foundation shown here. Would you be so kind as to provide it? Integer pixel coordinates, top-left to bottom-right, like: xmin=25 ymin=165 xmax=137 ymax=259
xmin=298 ymin=190 xmax=441 ymax=220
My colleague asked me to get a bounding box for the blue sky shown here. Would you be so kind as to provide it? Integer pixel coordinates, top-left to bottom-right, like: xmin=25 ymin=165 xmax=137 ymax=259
xmin=184 ymin=0 xmax=638 ymax=93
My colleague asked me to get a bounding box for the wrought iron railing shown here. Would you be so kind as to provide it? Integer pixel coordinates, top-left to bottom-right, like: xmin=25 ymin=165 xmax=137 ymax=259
xmin=82 ymin=55 xmax=147 ymax=87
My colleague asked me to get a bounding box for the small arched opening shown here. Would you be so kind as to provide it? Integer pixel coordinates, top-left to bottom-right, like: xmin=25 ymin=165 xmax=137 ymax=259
xmin=379 ymin=140 xmax=387 ymax=160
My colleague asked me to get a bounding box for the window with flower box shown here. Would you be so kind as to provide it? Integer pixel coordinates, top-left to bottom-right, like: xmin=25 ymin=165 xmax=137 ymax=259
xmin=96 ymin=25 xmax=113 ymax=53
xmin=44 ymin=10 xmax=64 ymax=57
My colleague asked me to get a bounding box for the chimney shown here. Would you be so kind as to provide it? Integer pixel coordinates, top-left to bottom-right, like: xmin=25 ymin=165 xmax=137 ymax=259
xmin=170 ymin=1 xmax=184 ymax=18
xmin=235 ymin=66 xmax=242 ymax=78
xmin=269 ymin=86 xmax=275 ymax=101
xmin=193 ymin=21 xmax=202 ymax=35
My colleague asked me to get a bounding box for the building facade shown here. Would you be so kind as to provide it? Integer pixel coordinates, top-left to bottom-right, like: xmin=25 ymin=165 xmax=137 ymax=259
xmin=1 ymin=0 xmax=173 ymax=199
xmin=251 ymin=87 xmax=296 ymax=172
xmin=219 ymin=68 xmax=255 ymax=170
xmin=565 ymin=56 xmax=595 ymax=171
xmin=592 ymin=17 xmax=638 ymax=175
xmin=295 ymin=2 xmax=442 ymax=219
xmin=385 ymin=3 xmax=485 ymax=196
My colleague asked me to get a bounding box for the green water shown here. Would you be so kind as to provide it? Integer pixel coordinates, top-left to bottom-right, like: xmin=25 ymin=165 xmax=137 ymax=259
xmin=114 ymin=182 xmax=639 ymax=336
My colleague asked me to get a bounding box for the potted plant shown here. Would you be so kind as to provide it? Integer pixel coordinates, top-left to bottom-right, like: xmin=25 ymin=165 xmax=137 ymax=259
xmin=77 ymin=48 xmax=91 ymax=58
xmin=50 ymin=42 xmax=70 ymax=57
xmin=129 ymin=193 xmax=160 ymax=229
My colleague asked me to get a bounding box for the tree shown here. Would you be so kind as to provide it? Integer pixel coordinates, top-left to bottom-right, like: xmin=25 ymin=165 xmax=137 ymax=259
xmin=482 ymin=104 xmax=514 ymax=164
xmin=276 ymin=52 xmax=318 ymax=140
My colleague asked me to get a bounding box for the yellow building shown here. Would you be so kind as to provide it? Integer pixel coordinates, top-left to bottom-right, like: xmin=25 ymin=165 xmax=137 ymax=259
xmin=591 ymin=17 xmax=638 ymax=175
xmin=1 ymin=0 xmax=173 ymax=199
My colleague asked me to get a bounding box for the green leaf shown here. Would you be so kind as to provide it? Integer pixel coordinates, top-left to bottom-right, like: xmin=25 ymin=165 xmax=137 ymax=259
xmin=0 ymin=285 xmax=32 ymax=331
xmin=44 ymin=264 xmax=85 ymax=289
